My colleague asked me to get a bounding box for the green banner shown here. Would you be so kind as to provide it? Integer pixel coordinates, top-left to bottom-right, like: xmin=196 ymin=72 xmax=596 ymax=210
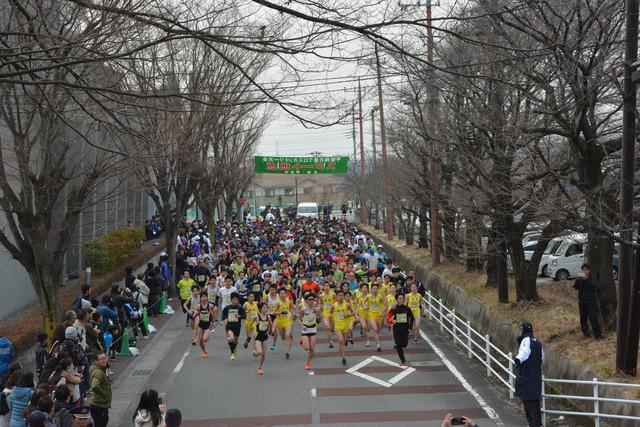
xmin=254 ymin=156 xmax=349 ymax=174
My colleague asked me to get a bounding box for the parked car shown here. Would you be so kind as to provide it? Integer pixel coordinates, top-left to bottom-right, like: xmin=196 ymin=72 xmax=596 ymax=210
xmin=507 ymin=240 xmax=538 ymax=273
xmin=547 ymin=234 xmax=587 ymax=281
xmin=538 ymin=237 xmax=563 ymax=277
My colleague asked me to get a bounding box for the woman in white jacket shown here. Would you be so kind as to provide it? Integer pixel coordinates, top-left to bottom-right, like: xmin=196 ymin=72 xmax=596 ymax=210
xmin=133 ymin=390 xmax=166 ymax=427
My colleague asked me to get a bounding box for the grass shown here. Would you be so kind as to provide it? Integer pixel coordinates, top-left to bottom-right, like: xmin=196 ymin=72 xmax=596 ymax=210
xmin=363 ymin=225 xmax=639 ymax=387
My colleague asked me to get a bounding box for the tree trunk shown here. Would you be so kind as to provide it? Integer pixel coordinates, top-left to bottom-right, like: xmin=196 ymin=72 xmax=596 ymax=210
xmin=204 ymin=197 xmax=218 ymax=250
xmin=587 ymin=222 xmax=616 ymax=330
xmin=465 ymin=216 xmax=484 ymax=272
xmin=418 ymin=203 xmax=429 ymax=248
xmin=164 ymin=218 xmax=177 ymax=297
xmin=30 ymin=263 xmax=62 ymax=340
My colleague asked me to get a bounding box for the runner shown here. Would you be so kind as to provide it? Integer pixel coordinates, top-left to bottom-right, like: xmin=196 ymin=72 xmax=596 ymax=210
xmin=195 ymin=293 xmax=216 ymax=358
xmin=367 ymin=283 xmax=386 ymax=352
xmin=253 ymin=302 xmax=272 ymax=375
xmin=407 ymin=283 xmax=422 ymax=344
xmin=356 ymin=282 xmax=370 ymax=346
xmin=221 ymin=293 xmax=246 ymax=360
xmin=298 ymin=293 xmax=319 ymax=370
xmin=388 ymin=293 xmax=415 ymax=365
xmin=176 ymin=271 xmax=196 ymax=326
xmin=217 ymin=276 xmax=237 ymax=315
xmin=182 ymin=286 xmax=200 ymax=345
xmin=243 ymin=293 xmax=259 ymax=349
xmin=331 ymin=289 xmax=355 ymax=366
xmin=275 ymin=288 xmax=294 ymax=359
xmin=319 ymin=282 xmax=335 ymax=348
xmin=344 ymin=290 xmax=356 ymax=346
xmin=265 ymin=286 xmax=280 ymax=350
xmin=386 ymin=283 xmax=398 ymax=331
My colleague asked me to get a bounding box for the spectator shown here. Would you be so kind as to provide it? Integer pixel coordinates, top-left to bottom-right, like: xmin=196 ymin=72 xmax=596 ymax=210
xmin=88 ymin=352 xmax=110 ymax=427
xmin=72 ymin=311 xmax=89 ymax=353
xmin=134 ymin=273 xmax=150 ymax=307
xmin=72 ymin=285 xmax=91 ymax=313
xmin=25 ymin=410 xmax=47 ymax=427
xmin=51 ymin=386 xmax=72 ymax=427
xmin=514 ymin=322 xmax=544 ymax=427
xmin=95 ymin=296 xmax=118 ymax=339
xmin=0 ymin=337 xmax=14 ymax=380
xmin=573 ymin=264 xmax=603 ymax=340
xmin=164 ymin=409 xmax=181 ymax=427
xmin=125 ymin=266 xmax=136 ymax=290
xmin=35 ymin=396 xmax=54 ymax=427
xmin=1 ymin=369 xmax=23 ymax=427
xmin=34 ymin=335 xmax=49 ymax=380
xmin=133 ymin=390 xmax=166 ymax=427
xmin=9 ymin=372 xmax=34 ymax=427
xmin=441 ymin=414 xmax=478 ymax=427
xmin=53 ymin=312 xmax=77 ymax=345
xmin=68 ymin=407 xmax=90 ymax=427
xmin=24 ymin=388 xmax=48 ymax=420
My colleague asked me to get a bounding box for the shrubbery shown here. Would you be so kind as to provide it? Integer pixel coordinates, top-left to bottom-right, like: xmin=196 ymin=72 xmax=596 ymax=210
xmin=82 ymin=228 xmax=144 ymax=274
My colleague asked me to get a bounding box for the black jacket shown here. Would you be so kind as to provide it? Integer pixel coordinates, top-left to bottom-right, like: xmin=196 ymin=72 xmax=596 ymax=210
xmin=573 ymin=275 xmax=597 ymax=303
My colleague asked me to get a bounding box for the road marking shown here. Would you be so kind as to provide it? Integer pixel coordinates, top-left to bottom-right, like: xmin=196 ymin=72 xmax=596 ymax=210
xmin=345 ymin=356 xmax=416 ymax=388
xmin=308 ymin=371 xmax=315 ymax=376
xmin=173 ymin=348 xmax=190 ymax=375
xmin=420 ymin=330 xmax=505 ymax=426
xmin=311 ymin=388 xmax=317 ymax=397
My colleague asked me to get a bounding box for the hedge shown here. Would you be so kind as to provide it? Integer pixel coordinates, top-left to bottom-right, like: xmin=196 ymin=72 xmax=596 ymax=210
xmin=83 ymin=228 xmax=145 ymax=275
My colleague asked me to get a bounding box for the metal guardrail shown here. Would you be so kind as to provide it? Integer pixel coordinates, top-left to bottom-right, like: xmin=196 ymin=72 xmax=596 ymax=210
xmin=423 ymin=290 xmax=640 ymax=426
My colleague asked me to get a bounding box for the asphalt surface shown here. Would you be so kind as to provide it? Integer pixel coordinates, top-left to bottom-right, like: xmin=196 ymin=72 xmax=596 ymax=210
xmin=113 ymin=305 xmax=526 ymax=427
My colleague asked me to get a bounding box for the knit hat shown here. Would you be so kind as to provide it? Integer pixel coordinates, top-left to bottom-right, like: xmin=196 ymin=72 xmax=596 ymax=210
xmin=65 ymin=326 xmax=78 ymax=340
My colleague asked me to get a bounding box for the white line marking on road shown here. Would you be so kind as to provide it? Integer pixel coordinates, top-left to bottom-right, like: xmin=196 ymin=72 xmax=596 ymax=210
xmin=420 ymin=330 xmax=505 ymax=426
xmin=350 ymin=370 xmax=393 ymax=388
xmin=311 ymin=388 xmax=317 ymax=397
xmin=173 ymin=348 xmax=190 ymax=375
xmin=345 ymin=357 xmax=374 ymax=374
xmin=387 ymin=367 xmax=416 ymax=384
xmin=308 ymin=371 xmax=315 ymax=376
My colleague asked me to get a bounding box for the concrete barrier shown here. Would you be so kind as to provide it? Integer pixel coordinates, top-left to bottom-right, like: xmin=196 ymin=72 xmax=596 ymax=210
xmin=369 ymin=232 xmax=639 ymax=426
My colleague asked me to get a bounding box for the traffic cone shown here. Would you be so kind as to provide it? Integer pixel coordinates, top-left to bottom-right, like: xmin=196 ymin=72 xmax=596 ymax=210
xmin=143 ymin=307 xmax=149 ymax=331
xmin=159 ymin=292 xmax=167 ymax=313
xmin=118 ymin=328 xmax=132 ymax=356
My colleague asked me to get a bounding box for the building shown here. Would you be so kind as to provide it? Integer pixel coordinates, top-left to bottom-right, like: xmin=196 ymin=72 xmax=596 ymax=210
xmin=246 ymin=173 xmax=350 ymax=210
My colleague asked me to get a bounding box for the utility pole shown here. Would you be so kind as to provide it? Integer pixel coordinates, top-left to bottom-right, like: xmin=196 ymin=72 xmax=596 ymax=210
xmin=371 ymin=106 xmax=380 ymax=229
xmin=400 ymin=0 xmax=440 ymax=264
xmin=358 ymin=78 xmax=368 ymax=224
xmin=617 ymin=0 xmax=640 ymax=376
xmin=375 ymin=44 xmax=393 ymax=241
xmin=351 ymin=104 xmax=357 ymax=163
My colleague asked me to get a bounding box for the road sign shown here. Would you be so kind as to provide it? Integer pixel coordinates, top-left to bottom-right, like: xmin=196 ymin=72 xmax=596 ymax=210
xmin=254 ymin=156 xmax=349 ymax=174
xmin=345 ymin=356 xmax=416 ymax=388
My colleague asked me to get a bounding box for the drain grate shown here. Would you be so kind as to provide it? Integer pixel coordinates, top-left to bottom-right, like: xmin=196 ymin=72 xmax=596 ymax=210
xmin=131 ymin=369 xmax=152 ymax=377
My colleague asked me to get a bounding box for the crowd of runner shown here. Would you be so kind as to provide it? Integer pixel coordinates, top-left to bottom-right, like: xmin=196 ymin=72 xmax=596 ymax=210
xmin=174 ymin=211 xmax=428 ymax=374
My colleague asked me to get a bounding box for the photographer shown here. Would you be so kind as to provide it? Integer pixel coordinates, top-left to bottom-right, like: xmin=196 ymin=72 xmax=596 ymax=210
xmin=441 ymin=413 xmax=478 ymax=427
xmin=573 ymin=264 xmax=603 ymax=340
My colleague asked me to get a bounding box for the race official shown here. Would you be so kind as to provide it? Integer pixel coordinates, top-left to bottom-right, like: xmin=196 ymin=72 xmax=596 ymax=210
xmin=514 ymin=322 xmax=543 ymax=427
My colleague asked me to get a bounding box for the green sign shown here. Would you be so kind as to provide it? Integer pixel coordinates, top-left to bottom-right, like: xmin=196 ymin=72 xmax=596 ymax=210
xmin=254 ymin=156 xmax=349 ymax=174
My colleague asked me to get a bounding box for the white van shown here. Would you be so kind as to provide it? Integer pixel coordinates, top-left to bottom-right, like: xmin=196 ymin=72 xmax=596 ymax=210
xmin=296 ymin=202 xmax=319 ymax=219
xmin=547 ymin=234 xmax=587 ymax=281
xmin=538 ymin=237 xmax=563 ymax=277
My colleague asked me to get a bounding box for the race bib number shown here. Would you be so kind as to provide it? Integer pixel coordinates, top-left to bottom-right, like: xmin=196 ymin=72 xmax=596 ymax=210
xmin=248 ymin=310 xmax=257 ymax=319
xmin=371 ymin=303 xmax=380 ymax=311
xmin=396 ymin=313 xmax=408 ymax=323
xmin=223 ymin=293 xmax=231 ymax=303
xmin=337 ymin=312 xmax=346 ymax=320
xmin=409 ymin=300 xmax=419 ymax=308
xmin=252 ymin=284 xmax=261 ymax=292
xmin=258 ymin=320 xmax=269 ymax=332
xmin=228 ymin=310 xmax=239 ymax=322
xmin=197 ymin=275 xmax=205 ymax=283
xmin=303 ymin=314 xmax=316 ymax=326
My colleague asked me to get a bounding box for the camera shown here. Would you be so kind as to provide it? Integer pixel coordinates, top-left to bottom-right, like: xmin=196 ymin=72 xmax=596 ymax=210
xmin=451 ymin=417 xmax=466 ymax=426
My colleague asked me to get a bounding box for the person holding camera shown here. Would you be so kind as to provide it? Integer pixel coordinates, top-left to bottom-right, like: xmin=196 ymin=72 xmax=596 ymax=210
xmin=441 ymin=413 xmax=478 ymax=426
xmin=573 ymin=264 xmax=603 ymax=340
xmin=133 ymin=389 xmax=167 ymax=427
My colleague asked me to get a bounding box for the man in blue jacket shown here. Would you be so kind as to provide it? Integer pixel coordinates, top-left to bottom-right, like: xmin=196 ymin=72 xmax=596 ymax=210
xmin=0 ymin=335 xmax=13 ymax=377
xmin=514 ymin=322 xmax=544 ymax=427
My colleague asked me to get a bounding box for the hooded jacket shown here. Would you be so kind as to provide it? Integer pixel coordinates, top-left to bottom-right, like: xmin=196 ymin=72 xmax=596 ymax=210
xmin=134 ymin=410 xmax=165 ymax=427
xmin=89 ymin=363 xmax=111 ymax=408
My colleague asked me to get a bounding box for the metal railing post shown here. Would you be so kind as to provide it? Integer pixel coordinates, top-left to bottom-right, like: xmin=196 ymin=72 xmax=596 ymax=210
xmin=439 ymin=299 xmax=444 ymax=332
xmin=427 ymin=290 xmax=433 ymax=320
xmin=508 ymin=352 xmax=514 ymax=399
xmin=541 ymin=376 xmax=546 ymax=427
xmin=451 ymin=309 xmax=457 ymax=343
xmin=485 ymin=334 xmax=491 ymax=377
xmin=466 ymin=321 xmax=472 ymax=359
xmin=593 ymin=378 xmax=600 ymax=427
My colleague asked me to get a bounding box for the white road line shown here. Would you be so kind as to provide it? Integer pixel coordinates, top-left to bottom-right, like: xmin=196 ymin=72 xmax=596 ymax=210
xmin=420 ymin=330 xmax=505 ymax=426
xmin=345 ymin=357 xmax=375 ymax=374
xmin=311 ymin=388 xmax=317 ymax=397
xmin=350 ymin=370 xmax=392 ymax=388
xmin=387 ymin=367 xmax=416 ymax=384
xmin=173 ymin=348 xmax=190 ymax=374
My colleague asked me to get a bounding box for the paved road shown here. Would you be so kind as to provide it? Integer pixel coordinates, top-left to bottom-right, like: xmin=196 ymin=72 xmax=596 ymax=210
xmin=112 ymin=303 xmax=525 ymax=427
